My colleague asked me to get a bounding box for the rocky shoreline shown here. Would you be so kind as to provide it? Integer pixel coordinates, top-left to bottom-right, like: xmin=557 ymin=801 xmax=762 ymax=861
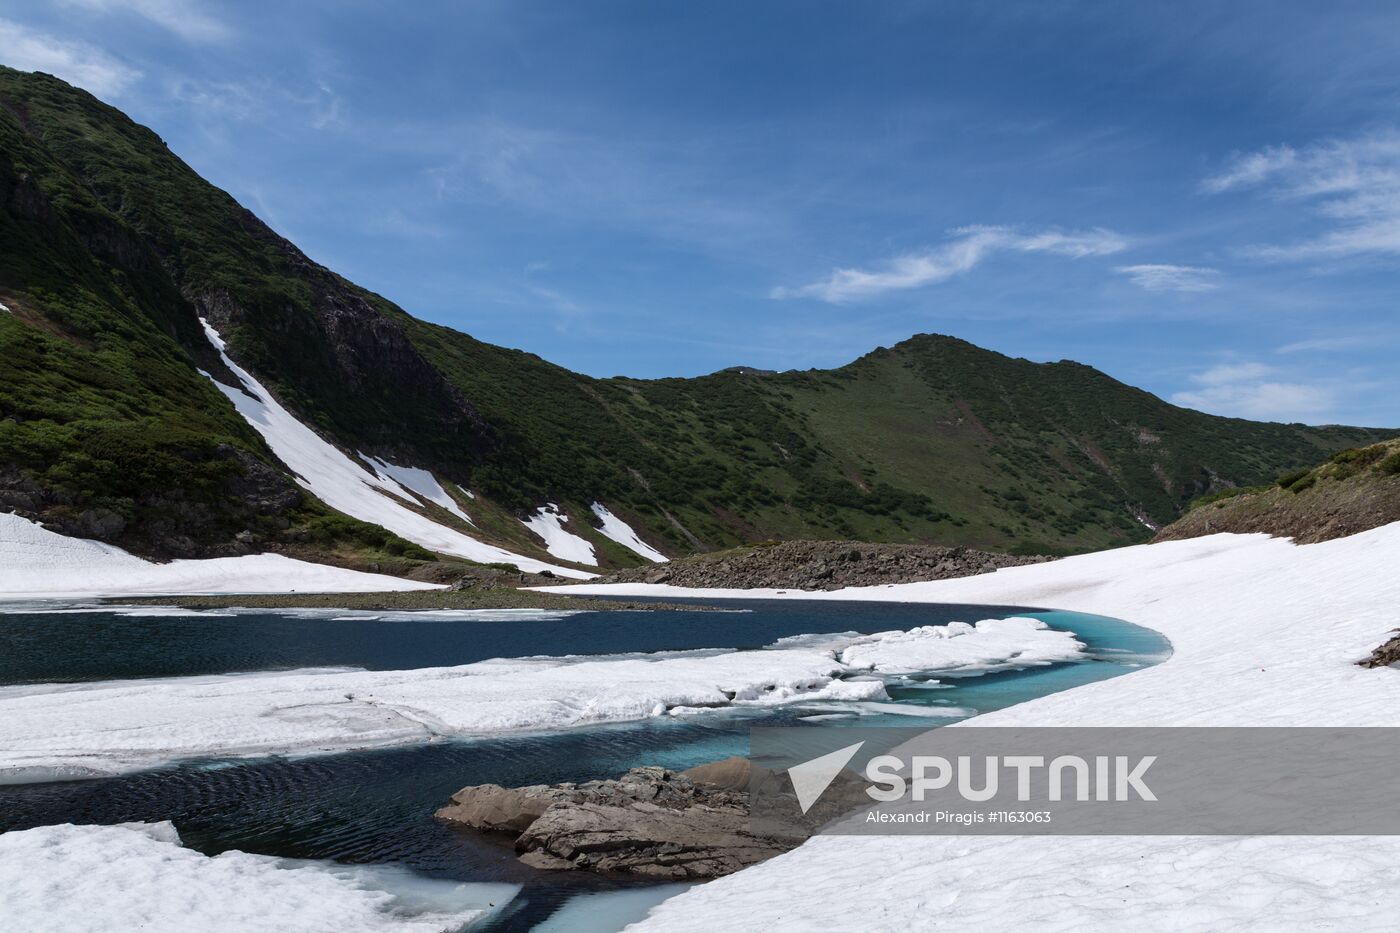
xmin=592 ymin=539 xmax=1050 ymax=591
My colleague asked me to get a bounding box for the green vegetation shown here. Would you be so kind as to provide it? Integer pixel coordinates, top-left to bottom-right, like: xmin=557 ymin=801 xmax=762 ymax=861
xmin=2 ymin=65 xmax=1395 ymax=564
xmin=1190 ymin=485 xmax=1270 ymax=509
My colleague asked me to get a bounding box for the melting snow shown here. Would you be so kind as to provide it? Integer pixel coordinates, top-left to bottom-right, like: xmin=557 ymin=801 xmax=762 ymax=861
xmin=198 ymin=320 xmax=591 ymax=578
xmin=0 ymin=822 xmax=518 ymax=932
xmin=0 ymin=618 xmax=1078 ymax=781
xmin=0 ymin=513 xmax=440 ymax=599
xmin=590 ymin=502 xmax=668 ymax=562
xmin=522 ymin=503 xmax=598 ymax=566
xmin=596 ymin=524 xmax=1400 ymax=932
xmin=359 ymin=455 xmax=475 ymax=525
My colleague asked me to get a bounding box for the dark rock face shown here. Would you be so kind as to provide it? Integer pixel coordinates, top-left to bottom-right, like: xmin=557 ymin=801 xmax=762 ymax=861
xmin=596 ymin=539 xmax=1050 ymax=591
xmin=436 ymin=764 xmax=791 ymax=879
xmin=187 ymin=218 xmax=496 ymax=478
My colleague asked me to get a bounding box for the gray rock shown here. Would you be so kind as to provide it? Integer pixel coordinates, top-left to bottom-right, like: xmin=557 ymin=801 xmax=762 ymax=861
xmin=436 ymin=765 xmax=791 ymax=879
xmin=595 ymin=539 xmax=1051 ymax=591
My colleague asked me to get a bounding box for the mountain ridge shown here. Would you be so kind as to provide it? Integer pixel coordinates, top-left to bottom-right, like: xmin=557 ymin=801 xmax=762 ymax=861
xmin=1 ymin=65 xmax=1393 ymax=573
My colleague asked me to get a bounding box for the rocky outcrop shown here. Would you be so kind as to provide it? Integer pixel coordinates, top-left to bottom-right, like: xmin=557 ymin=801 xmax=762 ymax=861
xmin=435 ymin=763 xmax=791 ymax=879
xmin=1360 ymin=631 xmax=1400 ymax=669
xmin=591 ymin=539 xmax=1049 ymax=591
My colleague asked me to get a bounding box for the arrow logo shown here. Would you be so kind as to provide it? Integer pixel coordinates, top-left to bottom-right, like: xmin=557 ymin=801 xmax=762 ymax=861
xmin=788 ymin=741 xmax=865 ymax=813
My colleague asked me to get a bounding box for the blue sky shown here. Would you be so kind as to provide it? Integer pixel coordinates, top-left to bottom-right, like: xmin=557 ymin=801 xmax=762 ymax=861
xmin=4 ymin=1 xmax=1400 ymax=426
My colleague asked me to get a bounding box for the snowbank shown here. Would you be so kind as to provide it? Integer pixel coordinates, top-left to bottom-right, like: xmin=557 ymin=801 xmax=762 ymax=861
xmin=522 ymin=503 xmax=598 ymax=565
xmin=591 ymin=502 xmax=668 ymax=562
xmin=0 ymin=822 xmax=517 ymax=932
xmin=0 ymin=513 xmax=440 ymax=599
xmin=199 ymin=320 xmax=591 ymax=579
xmin=0 ymin=619 xmax=1075 ymax=781
xmin=617 ymin=525 xmax=1400 ymax=932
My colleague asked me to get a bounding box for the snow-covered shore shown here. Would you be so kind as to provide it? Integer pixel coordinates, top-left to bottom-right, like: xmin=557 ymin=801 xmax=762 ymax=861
xmin=572 ymin=525 xmax=1400 ymax=931
xmin=0 ymin=822 xmax=517 ymax=933
xmin=0 ymin=617 xmax=1076 ymax=782
xmin=0 ymin=513 xmax=441 ymax=599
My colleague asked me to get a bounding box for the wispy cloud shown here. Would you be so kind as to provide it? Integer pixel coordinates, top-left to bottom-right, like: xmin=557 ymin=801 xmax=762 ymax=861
xmin=0 ymin=18 xmax=140 ymax=96
xmin=167 ymin=75 xmax=344 ymax=130
xmin=772 ymin=225 xmax=1128 ymax=303
xmin=1203 ymin=131 xmax=1400 ymax=261
xmin=58 ymin=0 xmax=233 ymax=43
xmin=1276 ymin=334 xmax=1380 ymax=354
xmin=1115 ymin=263 xmax=1219 ymax=292
xmin=1171 ymin=361 xmax=1334 ymax=422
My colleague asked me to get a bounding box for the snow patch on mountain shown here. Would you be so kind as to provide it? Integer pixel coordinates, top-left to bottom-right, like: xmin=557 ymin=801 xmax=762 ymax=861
xmin=198 ymin=320 xmax=591 ymax=578
xmin=359 ymin=454 xmax=474 ymax=525
xmin=522 ymin=503 xmax=598 ymax=566
xmin=0 ymin=513 xmax=439 ymax=599
xmin=591 ymin=502 xmax=668 ymax=562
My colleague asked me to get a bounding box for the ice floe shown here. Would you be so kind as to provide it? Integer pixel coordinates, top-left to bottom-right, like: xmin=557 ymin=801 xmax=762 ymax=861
xmin=199 ymin=320 xmax=591 ymax=578
xmin=837 ymin=616 xmax=1084 ymax=675
xmin=0 ymin=513 xmax=441 ymax=599
xmin=0 ymin=822 xmax=517 ymax=932
xmin=0 ymin=618 xmax=1075 ymax=781
xmin=590 ymin=502 xmax=668 ymax=562
xmin=522 ymin=502 xmax=598 ymax=565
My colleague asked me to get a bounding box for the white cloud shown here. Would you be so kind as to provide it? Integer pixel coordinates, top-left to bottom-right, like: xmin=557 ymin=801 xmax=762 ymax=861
xmin=1171 ymin=361 xmax=1334 ymax=422
xmin=1200 ymin=145 xmax=1298 ymax=194
xmin=1203 ymin=132 xmax=1400 ymax=261
xmin=58 ymin=0 xmax=232 ymax=43
xmin=1116 ymin=263 xmax=1220 ymax=292
xmin=773 ymin=225 xmax=1129 ymax=303
xmin=0 ymin=18 xmax=140 ymax=96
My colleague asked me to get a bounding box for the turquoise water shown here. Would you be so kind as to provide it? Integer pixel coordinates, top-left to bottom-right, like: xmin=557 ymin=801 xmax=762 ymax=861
xmin=0 ymin=599 xmax=1168 ymax=930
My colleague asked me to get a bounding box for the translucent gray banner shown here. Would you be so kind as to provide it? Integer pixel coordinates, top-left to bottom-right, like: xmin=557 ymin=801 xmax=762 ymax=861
xmin=747 ymin=727 xmax=1400 ymax=836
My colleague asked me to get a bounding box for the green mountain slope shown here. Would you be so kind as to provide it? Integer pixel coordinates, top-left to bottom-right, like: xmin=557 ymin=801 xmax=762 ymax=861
xmin=1 ymin=66 xmax=1393 ymax=566
xmin=1156 ymin=439 xmax=1400 ymax=544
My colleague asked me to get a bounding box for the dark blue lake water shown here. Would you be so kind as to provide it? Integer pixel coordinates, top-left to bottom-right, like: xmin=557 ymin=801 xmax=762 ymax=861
xmin=0 ymin=598 xmax=1169 ymax=931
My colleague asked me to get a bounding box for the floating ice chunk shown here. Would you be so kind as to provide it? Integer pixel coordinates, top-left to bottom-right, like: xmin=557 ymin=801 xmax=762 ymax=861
xmin=839 ymin=617 xmax=1086 ymax=675
xmin=522 ymin=503 xmax=598 ymax=565
xmin=198 ymin=320 xmax=590 ymax=579
xmin=359 ymin=455 xmax=476 ymax=525
xmin=0 ymin=513 xmax=441 ymax=599
xmin=590 ymin=502 xmax=668 ymax=562
xmin=0 ymin=822 xmax=518 ymax=932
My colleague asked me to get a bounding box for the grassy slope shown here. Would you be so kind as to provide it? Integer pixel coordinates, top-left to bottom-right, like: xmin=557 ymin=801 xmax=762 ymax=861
xmin=1157 ymin=440 xmax=1400 ymax=544
xmin=1 ymin=66 xmax=1393 ymax=563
